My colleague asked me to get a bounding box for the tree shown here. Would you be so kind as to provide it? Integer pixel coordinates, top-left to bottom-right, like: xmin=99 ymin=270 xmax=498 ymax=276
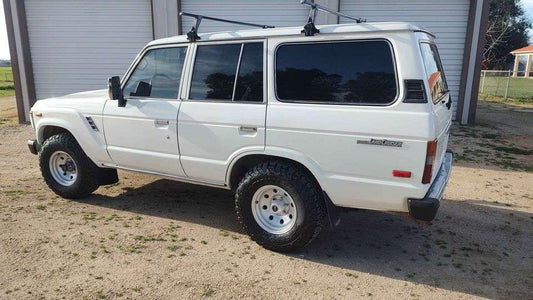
xmin=483 ymin=0 xmax=532 ymax=69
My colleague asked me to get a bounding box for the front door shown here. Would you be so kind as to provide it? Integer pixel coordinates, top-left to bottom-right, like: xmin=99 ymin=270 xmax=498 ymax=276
xmin=178 ymin=41 xmax=266 ymax=183
xmin=103 ymin=46 xmax=188 ymax=177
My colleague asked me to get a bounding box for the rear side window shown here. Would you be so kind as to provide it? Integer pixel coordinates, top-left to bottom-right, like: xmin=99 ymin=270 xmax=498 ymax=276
xmin=123 ymin=47 xmax=187 ymax=99
xmin=420 ymin=43 xmax=448 ymax=104
xmin=189 ymin=42 xmax=264 ymax=102
xmin=276 ymin=40 xmax=397 ymax=105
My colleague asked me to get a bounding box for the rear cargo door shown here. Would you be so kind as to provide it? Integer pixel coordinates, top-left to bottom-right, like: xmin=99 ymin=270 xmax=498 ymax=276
xmin=420 ymin=42 xmax=453 ymax=175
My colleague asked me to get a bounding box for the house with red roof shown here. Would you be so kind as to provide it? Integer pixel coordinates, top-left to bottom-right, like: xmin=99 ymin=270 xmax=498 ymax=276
xmin=511 ymin=45 xmax=533 ymax=78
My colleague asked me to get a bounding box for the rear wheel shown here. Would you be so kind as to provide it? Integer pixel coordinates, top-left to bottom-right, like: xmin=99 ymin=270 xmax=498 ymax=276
xmin=235 ymin=161 xmax=327 ymax=252
xmin=39 ymin=133 xmax=100 ymax=199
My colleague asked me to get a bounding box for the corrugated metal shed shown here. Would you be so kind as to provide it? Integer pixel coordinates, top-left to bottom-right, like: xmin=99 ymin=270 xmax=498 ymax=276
xmin=340 ymin=0 xmax=470 ymax=117
xmin=25 ymin=0 xmax=153 ymax=99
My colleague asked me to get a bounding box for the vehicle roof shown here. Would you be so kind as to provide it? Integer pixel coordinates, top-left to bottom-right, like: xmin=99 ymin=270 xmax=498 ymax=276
xmin=148 ymin=22 xmax=434 ymax=46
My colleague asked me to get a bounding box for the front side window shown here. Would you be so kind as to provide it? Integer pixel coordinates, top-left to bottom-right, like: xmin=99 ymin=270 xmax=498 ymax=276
xmin=420 ymin=43 xmax=448 ymax=104
xmin=123 ymin=47 xmax=187 ymax=99
xmin=189 ymin=42 xmax=264 ymax=102
xmin=276 ymin=40 xmax=397 ymax=104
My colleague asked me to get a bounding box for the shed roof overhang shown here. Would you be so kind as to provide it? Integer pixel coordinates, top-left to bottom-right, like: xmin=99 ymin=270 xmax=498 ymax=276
xmin=511 ymin=45 xmax=533 ymax=55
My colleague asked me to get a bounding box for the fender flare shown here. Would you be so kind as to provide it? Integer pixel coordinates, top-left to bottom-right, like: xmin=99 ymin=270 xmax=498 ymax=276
xmin=225 ymin=147 xmax=326 ymax=189
xmin=34 ymin=110 xmax=111 ymax=164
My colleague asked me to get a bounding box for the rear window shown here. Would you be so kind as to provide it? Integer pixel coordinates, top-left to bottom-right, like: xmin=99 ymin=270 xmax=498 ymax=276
xmin=420 ymin=43 xmax=448 ymax=103
xmin=275 ymin=40 xmax=397 ymax=105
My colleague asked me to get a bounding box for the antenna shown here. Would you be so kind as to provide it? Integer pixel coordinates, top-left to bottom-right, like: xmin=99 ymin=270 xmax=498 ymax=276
xmin=179 ymin=12 xmax=275 ymax=42
xmin=300 ymin=0 xmax=366 ymax=36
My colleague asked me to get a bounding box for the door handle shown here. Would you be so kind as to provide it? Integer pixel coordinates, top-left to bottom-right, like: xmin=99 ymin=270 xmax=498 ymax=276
xmin=155 ymin=119 xmax=170 ymax=126
xmin=239 ymin=126 xmax=257 ymax=133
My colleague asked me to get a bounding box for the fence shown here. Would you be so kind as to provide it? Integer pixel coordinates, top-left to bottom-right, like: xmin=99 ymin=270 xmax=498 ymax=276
xmin=479 ymin=70 xmax=533 ymax=100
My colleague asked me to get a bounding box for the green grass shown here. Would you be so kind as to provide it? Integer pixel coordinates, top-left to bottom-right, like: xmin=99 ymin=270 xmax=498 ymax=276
xmin=479 ymin=76 xmax=533 ymax=101
xmin=202 ymin=288 xmax=214 ymax=297
xmin=0 ymin=66 xmax=13 ymax=81
xmin=0 ymin=66 xmax=14 ymax=97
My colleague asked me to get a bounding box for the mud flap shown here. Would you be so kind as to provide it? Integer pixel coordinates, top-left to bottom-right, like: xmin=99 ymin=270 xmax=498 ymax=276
xmin=323 ymin=192 xmax=341 ymax=230
xmin=97 ymin=168 xmax=119 ymax=186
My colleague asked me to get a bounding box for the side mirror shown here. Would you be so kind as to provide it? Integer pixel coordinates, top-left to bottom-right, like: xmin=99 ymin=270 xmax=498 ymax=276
xmin=107 ymin=76 xmax=126 ymax=107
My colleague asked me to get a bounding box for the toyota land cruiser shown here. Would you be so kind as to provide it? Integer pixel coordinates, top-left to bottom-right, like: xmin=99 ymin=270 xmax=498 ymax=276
xmin=27 ymin=18 xmax=453 ymax=252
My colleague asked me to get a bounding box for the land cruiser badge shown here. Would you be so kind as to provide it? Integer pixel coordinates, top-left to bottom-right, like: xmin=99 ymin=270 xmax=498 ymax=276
xmin=357 ymin=138 xmax=403 ymax=148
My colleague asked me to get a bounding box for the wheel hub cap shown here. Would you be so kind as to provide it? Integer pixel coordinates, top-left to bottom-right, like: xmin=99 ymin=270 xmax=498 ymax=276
xmin=251 ymin=185 xmax=297 ymax=234
xmin=49 ymin=151 xmax=77 ymax=186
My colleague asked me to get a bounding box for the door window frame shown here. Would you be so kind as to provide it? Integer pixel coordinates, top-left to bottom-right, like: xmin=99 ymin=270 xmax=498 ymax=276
xmin=273 ymin=38 xmax=399 ymax=107
xmin=120 ymin=44 xmax=190 ymax=102
xmin=183 ymin=39 xmax=267 ymax=104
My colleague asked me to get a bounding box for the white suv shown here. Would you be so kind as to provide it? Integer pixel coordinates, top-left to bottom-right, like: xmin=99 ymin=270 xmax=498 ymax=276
xmin=28 ymin=21 xmax=453 ymax=252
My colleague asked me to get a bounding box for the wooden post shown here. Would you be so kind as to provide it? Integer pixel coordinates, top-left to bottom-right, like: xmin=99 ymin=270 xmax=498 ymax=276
xmin=512 ymin=54 xmax=520 ymax=77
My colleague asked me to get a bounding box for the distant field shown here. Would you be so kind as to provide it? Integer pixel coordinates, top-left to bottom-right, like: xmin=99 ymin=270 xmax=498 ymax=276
xmin=479 ymin=76 xmax=533 ymax=100
xmin=0 ymin=92 xmax=17 ymax=126
xmin=0 ymin=66 xmax=15 ymax=97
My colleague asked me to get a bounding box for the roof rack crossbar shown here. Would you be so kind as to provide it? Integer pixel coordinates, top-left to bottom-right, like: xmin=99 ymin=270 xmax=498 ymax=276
xmin=300 ymin=0 xmax=366 ymax=36
xmin=179 ymin=12 xmax=275 ymax=42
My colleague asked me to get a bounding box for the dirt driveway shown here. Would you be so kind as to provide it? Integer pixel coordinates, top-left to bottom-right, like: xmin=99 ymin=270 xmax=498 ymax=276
xmin=0 ymin=97 xmax=532 ymax=299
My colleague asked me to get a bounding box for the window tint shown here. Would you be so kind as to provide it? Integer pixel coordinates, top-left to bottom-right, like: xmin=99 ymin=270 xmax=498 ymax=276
xmin=189 ymin=44 xmax=241 ymax=100
xmin=276 ymin=41 xmax=397 ymax=104
xmin=234 ymin=43 xmax=263 ymax=102
xmin=420 ymin=43 xmax=448 ymax=103
xmin=123 ymin=47 xmax=186 ymax=99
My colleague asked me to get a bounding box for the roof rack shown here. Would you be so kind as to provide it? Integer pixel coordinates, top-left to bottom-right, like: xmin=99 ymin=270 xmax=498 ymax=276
xmin=300 ymin=0 xmax=366 ymax=36
xmin=179 ymin=12 xmax=275 ymax=42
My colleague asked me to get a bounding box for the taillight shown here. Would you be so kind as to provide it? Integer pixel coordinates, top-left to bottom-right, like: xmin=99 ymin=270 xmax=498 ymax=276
xmin=422 ymin=140 xmax=438 ymax=184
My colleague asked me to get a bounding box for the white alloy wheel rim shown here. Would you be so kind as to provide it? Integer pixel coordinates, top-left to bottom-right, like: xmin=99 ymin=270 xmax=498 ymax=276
xmin=251 ymin=185 xmax=297 ymax=234
xmin=49 ymin=151 xmax=77 ymax=186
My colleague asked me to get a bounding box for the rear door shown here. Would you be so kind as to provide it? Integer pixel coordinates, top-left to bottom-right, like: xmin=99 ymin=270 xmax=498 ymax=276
xmin=420 ymin=42 xmax=453 ymax=173
xmin=178 ymin=41 xmax=266 ymax=183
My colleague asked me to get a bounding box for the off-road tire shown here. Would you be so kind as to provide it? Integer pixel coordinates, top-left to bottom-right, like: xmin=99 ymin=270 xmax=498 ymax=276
xmin=39 ymin=133 xmax=100 ymax=199
xmin=235 ymin=161 xmax=327 ymax=252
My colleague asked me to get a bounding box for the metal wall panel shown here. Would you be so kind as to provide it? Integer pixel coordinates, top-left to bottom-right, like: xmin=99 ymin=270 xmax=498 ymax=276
xmin=182 ymin=0 xmax=469 ymax=118
xmin=340 ymin=0 xmax=470 ymax=117
xmin=24 ymin=0 xmax=470 ymax=120
xmin=25 ymin=0 xmax=153 ymax=99
xmin=181 ymin=0 xmax=309 ymax=33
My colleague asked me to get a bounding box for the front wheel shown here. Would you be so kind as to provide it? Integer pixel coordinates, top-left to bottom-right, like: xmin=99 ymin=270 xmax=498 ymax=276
xmin=235 ymin=161 xmax=327 ymax=252
xmin=39 ymin=133 xmax=100 ymax=199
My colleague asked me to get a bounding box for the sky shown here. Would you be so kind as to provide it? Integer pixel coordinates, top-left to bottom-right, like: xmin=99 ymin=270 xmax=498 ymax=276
xmin=524 ymin=0 xmax=533 ymax=42
xmin=0 ymin=1 xmax=532 ymax=60
xmin=0 ymin=4 xmax=10 ymax=59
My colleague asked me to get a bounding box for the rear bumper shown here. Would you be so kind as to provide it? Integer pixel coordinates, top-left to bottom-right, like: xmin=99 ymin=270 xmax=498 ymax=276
xmin=408 ymin=150 xmax=453 ymax=221
xmin=27 ymin=139 xmax=40 ymax=155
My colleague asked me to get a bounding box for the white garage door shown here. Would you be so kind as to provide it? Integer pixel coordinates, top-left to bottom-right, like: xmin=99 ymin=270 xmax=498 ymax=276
xmin=181 ymin=0 xmax=308 ymax=33
xmin=25 ymin=0 xmax=153 ymax=100
xmin=340 ymin=0 xmax=470 ymax=117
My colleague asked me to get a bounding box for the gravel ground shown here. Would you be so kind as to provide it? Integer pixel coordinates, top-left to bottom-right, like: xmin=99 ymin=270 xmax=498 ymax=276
xmin=0 ymin=96 xmax=532 ymax=299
